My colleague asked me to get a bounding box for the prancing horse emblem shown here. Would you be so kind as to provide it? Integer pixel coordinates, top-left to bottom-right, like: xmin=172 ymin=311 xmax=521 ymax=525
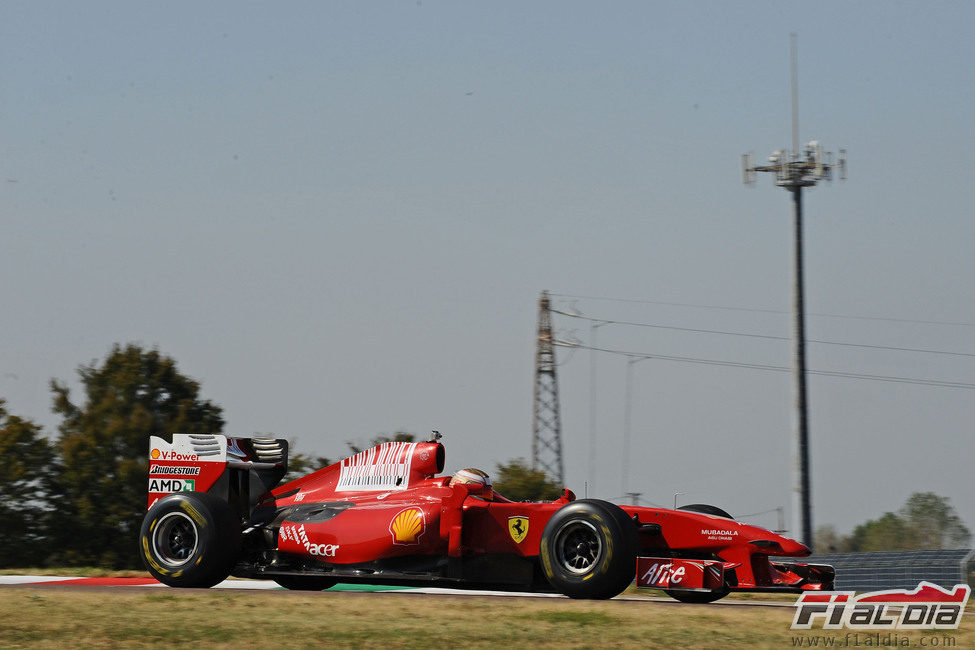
xmin=508 ymin=516 xmax=529 ymax=544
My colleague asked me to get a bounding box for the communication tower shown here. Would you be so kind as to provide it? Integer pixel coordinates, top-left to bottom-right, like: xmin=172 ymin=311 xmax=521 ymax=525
xmin=742 ymin=34 xmax=846 ymax=549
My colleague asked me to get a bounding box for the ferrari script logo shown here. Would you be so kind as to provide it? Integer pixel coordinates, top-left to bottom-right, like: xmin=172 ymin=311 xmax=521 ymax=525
xmin=508 ymin=516 xmax=529 ymax=544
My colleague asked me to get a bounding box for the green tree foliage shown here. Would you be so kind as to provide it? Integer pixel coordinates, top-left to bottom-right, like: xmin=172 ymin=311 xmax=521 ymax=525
xmin=849 ymin=512 xmax=914 ymax=552
xmin=50 ymin=344 xmax=224 ymax=567
xmin=0 ymin=401 xmax=57 ymax=567
xmin=899 ymin=492 xmax=971 ymax=549
xmin=281 ymin=437 xmax=332 ymax=484
xmin=837 ymin=492 xmax=972 ymax=552
xmin=813 ymin=524 xmax=853 ymax=554
xmin=492 ymin=458 xmax=562 ymax=502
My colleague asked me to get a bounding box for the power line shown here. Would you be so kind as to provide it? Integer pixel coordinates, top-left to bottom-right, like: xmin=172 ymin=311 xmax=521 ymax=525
xmin=738 ymin=507 xmax=784 ymax=518
xmin=554 ymin=340 xmax=975 ymax=390
xmin=550 ymin=308 xmax=975 ymax=359
xmin=550 ymin=293 xmax=975 ymax=329
xmin=607 ymin=495 xmax=667 ymax=508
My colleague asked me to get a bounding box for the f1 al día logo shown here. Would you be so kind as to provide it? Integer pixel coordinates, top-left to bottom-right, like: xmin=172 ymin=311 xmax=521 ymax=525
xmin=792 ymin=582 xmax=970 ymax=630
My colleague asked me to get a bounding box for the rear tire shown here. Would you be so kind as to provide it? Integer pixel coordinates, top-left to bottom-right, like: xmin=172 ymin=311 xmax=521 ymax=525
xmin=539 ymin=499 xmax=639 ymax=599
xmin=273 ymin=576 xmax=338 ymax=591
xmin=140 ymin=492 xmax=241 ymax=588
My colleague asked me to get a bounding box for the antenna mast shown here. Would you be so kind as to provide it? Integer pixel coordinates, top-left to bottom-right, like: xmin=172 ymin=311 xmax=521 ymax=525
xmin=741 ymin=34 xmax=846 ymax=550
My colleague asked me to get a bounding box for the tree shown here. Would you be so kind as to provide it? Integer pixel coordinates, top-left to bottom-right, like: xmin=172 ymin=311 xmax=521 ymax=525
xmin=0 ymin=401 xmax=57 ymax=567
xmin=492 ymin=458 xmax=562 ymax=502
xmin=844 ymin=492 xmax=972 ymax=552
xmin=849 ymin=512 xmax=914 ymax=552
xmin=281 ymin=438 xmax=331 ymax=484
xmin=899 ymin=492 xmax=971 ymax=549
xmin=813 ymin=524 xmax=852 ymax=554
xmin=50 ymin=344 xmax=224 ymax=567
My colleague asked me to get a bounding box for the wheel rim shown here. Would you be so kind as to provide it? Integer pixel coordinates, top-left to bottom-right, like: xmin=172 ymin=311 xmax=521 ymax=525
xmin=553 ymin=519 xmax=602 ymax=574
xmin=152 ymin=512 xmax=199 ymax=567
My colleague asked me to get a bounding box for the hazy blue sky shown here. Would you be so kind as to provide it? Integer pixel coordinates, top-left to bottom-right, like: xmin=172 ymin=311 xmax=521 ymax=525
xmin=3 ymin=1 xmax=974 ymax=540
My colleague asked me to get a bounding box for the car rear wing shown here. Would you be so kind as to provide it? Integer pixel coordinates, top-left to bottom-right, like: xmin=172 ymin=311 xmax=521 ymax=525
xmin=148 ymin=433 xmax=289 ymax=518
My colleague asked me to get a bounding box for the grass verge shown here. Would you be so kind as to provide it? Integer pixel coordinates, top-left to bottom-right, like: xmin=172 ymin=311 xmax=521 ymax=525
xmin=1 ymin=588 xmax=971 ymax=649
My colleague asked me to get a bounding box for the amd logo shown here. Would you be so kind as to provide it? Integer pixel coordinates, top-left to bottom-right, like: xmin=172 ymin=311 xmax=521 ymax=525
xmin=148 ymin=478 xmax=196 ymax=493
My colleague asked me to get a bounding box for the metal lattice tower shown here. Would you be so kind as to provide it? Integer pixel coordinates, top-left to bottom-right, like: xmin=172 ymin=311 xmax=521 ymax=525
xmin=532 ymin=291 xmax=564 ymax=486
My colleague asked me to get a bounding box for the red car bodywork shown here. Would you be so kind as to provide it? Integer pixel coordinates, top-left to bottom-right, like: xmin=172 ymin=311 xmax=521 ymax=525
xmin=143 ymin=435 xmax=834 ymax=599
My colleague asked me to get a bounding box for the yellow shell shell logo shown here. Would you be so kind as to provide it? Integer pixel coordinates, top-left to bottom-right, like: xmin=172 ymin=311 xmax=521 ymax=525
xmin=150 ymin=448 xmax=161 ymax=459
xmin=390 ymin=507 xmax=425 ymax=545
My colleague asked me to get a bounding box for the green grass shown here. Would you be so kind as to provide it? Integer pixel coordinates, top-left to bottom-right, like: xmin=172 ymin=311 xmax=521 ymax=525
xmin=0 ymin=588 xmax=971 ymax=649
xmin=520 ymin=609 xmax=620 ymax=626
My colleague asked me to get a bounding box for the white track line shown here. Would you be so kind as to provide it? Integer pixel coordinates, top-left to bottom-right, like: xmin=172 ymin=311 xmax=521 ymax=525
xmin=0 ymin=576 xmax=804 ymax=606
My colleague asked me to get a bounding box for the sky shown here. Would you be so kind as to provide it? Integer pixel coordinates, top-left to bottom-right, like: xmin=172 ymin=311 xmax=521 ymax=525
xmin=2 ymin=1 xmax=974 ymax=543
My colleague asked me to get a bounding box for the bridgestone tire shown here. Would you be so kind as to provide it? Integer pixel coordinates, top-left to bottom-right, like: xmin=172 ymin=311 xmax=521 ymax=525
xmin=665 ymin=503 xmax=733 ymax=603
xmin=140 ymin=492 xmax=241 ymax=588
xmin=273 ymin=576 xmax=338 ymax=591
xmin=539 ymin=499 xmax=639 ymax=600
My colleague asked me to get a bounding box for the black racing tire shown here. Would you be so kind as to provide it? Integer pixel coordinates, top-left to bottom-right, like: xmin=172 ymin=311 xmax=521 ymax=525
xmin=666 ymin=503 xmax=734 ymax=603
xmin=676 ymin=503 xmax=734 ymax=519
xmin=139 ymin=492 xmax=241 ymax=588
xmin=273 ymin=576 xmax=338 ymax=591
xmin=665 ymin=588 xmax=730 ymax=604
xmin=539 ymin=499 xmax=639 ymax=600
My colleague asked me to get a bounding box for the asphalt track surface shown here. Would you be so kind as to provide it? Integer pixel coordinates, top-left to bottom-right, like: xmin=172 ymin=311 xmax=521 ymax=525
xmin=0 ymin=575 xmax=799 ymax=608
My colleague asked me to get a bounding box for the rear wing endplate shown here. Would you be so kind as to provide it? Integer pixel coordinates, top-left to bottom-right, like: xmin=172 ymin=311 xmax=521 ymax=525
xmin=148 ymin=433 xmax=289 ymax=517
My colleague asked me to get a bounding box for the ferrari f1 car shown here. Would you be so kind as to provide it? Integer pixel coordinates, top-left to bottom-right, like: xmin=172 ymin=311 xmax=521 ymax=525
xmin=140 ymin=434 xmax=834 ymax=601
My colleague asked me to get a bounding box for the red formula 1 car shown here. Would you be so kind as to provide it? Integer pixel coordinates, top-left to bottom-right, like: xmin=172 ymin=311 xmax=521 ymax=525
xmin=140 ymin=434 xmax=834 ymax=601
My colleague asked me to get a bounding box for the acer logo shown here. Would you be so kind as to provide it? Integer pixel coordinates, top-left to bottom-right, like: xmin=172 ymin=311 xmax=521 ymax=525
xmin=307 ymin=543 xmax=339 ymax=557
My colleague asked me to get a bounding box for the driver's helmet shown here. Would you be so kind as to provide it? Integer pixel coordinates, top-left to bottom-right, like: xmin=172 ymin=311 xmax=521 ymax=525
xmin=449 ymin=468 xmax=494 ymax=500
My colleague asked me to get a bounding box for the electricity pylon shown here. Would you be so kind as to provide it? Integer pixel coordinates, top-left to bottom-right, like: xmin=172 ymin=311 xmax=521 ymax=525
xmin=532 ymin=290 xmax=564 ymax=486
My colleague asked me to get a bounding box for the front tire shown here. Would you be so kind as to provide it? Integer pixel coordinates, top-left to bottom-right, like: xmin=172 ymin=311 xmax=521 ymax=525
xmin=665 ymin=503 xmax=734 ymax=603
xmin=539 ymin=499 xmax=639 ymax=599
xmin=140 ymin=492 xmax=241 ymax=588
xmin=676 ymin=503 xmax=734 ymax=519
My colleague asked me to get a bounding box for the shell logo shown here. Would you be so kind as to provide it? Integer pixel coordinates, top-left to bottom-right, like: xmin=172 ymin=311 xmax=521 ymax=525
xmin=150 ymin=449 xmax=161 ymax=459
xmin=389 ymin=507 xmax=425 ymax=545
